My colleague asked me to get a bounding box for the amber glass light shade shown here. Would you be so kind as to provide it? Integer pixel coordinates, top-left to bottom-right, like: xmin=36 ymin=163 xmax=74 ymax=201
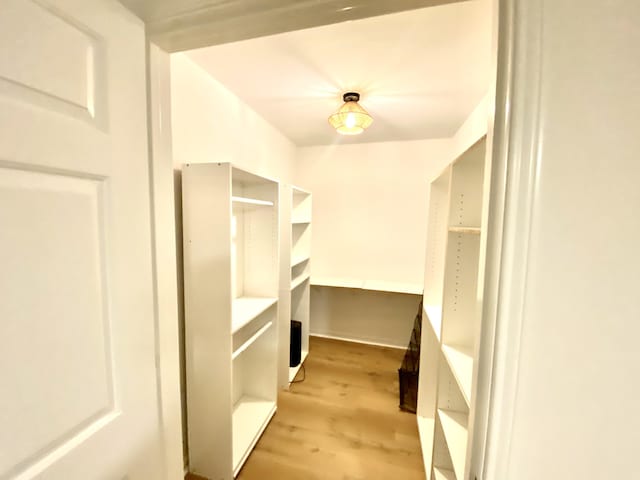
xmin=328 ymin=93 xmax=373 ymax=135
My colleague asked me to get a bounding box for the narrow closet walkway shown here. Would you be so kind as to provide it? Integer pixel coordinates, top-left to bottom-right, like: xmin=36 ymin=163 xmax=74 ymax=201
xmin=187 ymin=336 xmax=424 ymax=480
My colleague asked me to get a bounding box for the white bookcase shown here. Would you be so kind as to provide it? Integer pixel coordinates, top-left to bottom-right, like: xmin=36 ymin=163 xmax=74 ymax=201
xmin=417 ymin=138 xmax=489 ymax=480
xmin=182 ymin=163 xmax=279 ymax=479
xmin=278 ymin=185 xmax=312 ymax=388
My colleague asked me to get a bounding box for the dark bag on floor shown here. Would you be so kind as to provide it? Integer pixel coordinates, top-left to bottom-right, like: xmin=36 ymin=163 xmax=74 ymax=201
xmin=398 ymin=300 xmax=422 ymax=413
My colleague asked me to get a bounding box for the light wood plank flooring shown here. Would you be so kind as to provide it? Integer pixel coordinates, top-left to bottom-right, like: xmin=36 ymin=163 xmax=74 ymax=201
xmin=187 ymin=336 xmax=425 ymax=480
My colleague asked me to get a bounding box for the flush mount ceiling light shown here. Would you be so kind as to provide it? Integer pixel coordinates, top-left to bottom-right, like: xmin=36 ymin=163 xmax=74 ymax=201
xmin=328 ymin=92 xmax=373 ymax=135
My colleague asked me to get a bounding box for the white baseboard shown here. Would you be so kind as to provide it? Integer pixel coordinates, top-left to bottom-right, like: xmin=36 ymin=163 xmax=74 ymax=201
xmin=310 ymin=332 xmax=406 ymax=350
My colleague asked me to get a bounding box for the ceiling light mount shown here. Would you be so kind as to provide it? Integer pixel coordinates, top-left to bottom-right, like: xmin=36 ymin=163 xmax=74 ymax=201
xmin=329 ymin=91 xmax=373 ymax=135
xmin=342 ymin=92 xmax=360 ymax=102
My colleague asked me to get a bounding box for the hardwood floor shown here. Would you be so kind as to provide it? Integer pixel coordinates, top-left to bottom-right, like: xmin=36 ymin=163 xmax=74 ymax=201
xmin=187 ymin=336 xmax=425 ymax=480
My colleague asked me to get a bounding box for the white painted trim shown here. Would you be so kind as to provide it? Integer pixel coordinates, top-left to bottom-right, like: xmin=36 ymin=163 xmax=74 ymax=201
xmin=310 ymin=333 xmax=406 ymax=350
xmin=478 ymin=0 xmax=544 ymax=478
xmin=146 ymin=42 xmax=185 ymax=479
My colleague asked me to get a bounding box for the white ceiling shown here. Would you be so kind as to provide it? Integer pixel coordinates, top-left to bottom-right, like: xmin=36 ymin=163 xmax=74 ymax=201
xmin=185 ymin=0 xmax=492 ymax=146
xmin=120 ymin=0 xmax=464 ymax=52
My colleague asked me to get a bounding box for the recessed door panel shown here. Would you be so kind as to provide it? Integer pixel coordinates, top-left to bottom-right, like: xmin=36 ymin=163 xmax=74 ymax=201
xmin=0 ymin=0 xmax=166 ymax=478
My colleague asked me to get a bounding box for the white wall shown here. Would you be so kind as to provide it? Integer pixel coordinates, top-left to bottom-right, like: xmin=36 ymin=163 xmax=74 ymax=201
xmin=310 ymin=287 xmax=422 ymax=348
xmin=485 ymin=0 xmax=640 ymax=478
xmin=296 ymin=139 xmax=452 ymax=285
xmin=171 ymin=53 xmax=296 ymax=181
xmin=295 ymin=139 xmax=452 ymax=347
xmin=451 ymin=94 xmax=491 ymax=161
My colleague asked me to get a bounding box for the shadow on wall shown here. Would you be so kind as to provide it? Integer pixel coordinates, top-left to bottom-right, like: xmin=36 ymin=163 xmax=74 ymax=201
xmin=310 ymin=286 xmax=421 ymax=348
xmin=173 ymin=168 xmax=189 ymax=466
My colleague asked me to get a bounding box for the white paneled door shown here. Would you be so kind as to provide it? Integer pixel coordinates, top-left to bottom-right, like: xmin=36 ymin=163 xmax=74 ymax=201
xmin=0 ymin=1 xmax=168 ymax=479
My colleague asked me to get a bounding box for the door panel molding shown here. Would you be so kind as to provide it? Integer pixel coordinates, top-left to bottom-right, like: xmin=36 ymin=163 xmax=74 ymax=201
xmin=0 ymin=0 xmax=107 ymax=126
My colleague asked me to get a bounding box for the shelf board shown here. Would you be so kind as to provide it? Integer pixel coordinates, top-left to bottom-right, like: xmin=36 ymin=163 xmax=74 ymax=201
xmin=232 ymin=297 xmax=277 ymax=333
xmin=311 ymin=277 xmax=422 ymax=295
xmin=442 ymin=344 xmax=474 ymax=407
xmin=292 ymin=186 xmax=311 ymax=195
xmin=417 ymin=415 xmax=435 ymax=480
xmin=232 ymin=396 xmax=277 ymax=476
xmin=231 ymin=195 xmax=274 ymax=208
xmin=448 ymin=225 xmax=481 ymax=234
xmin=232 ymin=166 xmax=278 ymax=186
xmin=311 ymin=276 xmax=363 ymax=289
xmin=437 ymin=409 xmax=469 ymax=480
xmin=433 ymin=467 xmax=456 ymax=480
xmin=232 ymin=321 xmax=273 ymax=360
xmin=291 ymin=273 xmax=310 ymax=291
xmin=291 ymin=255 xmax=310 ymax=268
xmin=291 ymin=218 xmax=311 ymax=225
xmin=362 ymin=280 xmax=422 ymax=295
xmin=288 ymin=350 xmax=309 ymax=383
xmin=424 ymin=304 xmax=443 ymax=341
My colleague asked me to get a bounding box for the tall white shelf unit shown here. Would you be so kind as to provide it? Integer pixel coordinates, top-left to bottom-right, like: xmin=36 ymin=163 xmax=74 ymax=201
xmin=417 ymin=138 xmax=489 ymax=480
xmin=278 ymin=185 xmax=312 ymax=388
xmin=182 ymin=163 xmax=279 ymax=479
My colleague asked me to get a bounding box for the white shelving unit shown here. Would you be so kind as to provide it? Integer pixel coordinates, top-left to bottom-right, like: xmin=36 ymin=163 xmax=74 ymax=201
xmin=441 ymin=345 xmax=473 ymax=406
xmin=278 ymin=185 xmax=312 ymax=388
xmin=231 ymin=196 xmax=274 ymax=207
xmin=291 ymin=272 xmax=310 ymax=290
xmin=182 ymin=163 xmax=279 ymax=480
xmin=232 ymin=297 xmax=278 ymax=333
xmin=417 ymin=137 xmax=490 ymax=480
xmin=433 ymin=467 xmax=457 ymax=480
xmin=417 ymin=416 xmax=436 ymax=476
xmin=437 ymin=409 xmax=469 ymax=479
xmin=291 ymin=254 xmax=311 ymax=268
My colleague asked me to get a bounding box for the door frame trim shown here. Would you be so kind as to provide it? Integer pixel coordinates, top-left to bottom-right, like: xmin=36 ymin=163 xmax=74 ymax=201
xmin=146 ymin=41 xmax=186 ymax=479
xmin=475 ymin=0 xmax=544 ymax=478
